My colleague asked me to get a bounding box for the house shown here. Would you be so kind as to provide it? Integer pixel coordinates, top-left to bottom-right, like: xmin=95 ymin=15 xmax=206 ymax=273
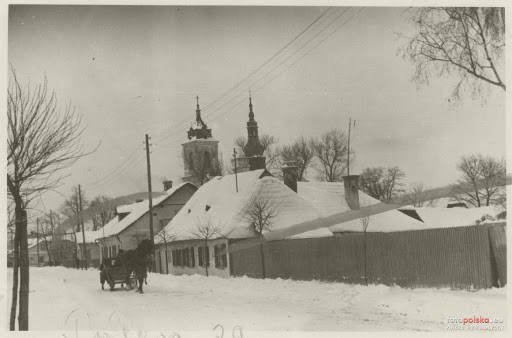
xmin=75 ymin=230 xmax=102 ymax=268
xmin=8 ymin=238 xmax=50 ymax=267
xmin=295 ymin=181 xmax=426 ymax=234
xmin=155 ymin=168 xmax=336 ymax=277
xmin=398 ymin=205 xmax=504 ymax=229
xmin=96 ymin=182 xmax=197 ymax=264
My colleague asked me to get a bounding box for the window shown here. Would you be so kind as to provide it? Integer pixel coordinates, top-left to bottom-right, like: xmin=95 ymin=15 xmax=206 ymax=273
xmin=183 ymin=248 xmax=189 ymax=267
xmin=189 ymin=247 xmax=195 ymax=267
xmin=204 ymin=151 xmax=211 ymax=171
xmin=172 ymin=250 xmax=176 ymax=266
xmin=189 ymin=152 xmax=195 ymax=170
xmin=214 ymin=244 xmax=227 ymax=269
xmin=198 ymin=245 xmax=209 ymax=268
xmin=173 ymin=250 xmax=182 ymax=267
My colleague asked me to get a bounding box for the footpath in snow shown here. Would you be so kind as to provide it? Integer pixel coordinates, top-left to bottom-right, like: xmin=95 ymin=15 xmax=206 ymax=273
xmin=6 ymin=267 xmax=506 ymax=332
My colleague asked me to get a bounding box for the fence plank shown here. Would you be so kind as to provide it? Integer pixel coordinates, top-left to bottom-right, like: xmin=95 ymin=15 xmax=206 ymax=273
xmin=488 ymin=224 xmax=507 ymax=287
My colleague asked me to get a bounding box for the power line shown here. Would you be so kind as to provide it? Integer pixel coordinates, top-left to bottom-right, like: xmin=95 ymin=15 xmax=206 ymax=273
xmin=153 ymin=8 xmax=352 ymax=147
xmin=151 ymin=7 xmax=335 ymax=141
xmin=82 ymin=8 xmax=340 ymax=189
xmin=154 ymin=8 xmax=363 ymax=150
xmin=81 ymin=7 xmax=364 ymax=192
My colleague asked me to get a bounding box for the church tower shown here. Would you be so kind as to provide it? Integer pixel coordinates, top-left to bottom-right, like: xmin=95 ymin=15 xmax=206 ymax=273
xmin=236 ymin=96 xmax=266 ymax=172
xmin=182 ymin=97 xmax=219 ymax=186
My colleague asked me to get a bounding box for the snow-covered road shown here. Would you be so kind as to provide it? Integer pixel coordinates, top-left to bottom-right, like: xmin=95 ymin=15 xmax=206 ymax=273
xmin=6 ymin=267 xmax=506 ymax=332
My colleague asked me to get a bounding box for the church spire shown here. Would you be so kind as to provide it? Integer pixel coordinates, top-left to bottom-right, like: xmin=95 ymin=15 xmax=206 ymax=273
xmin=187 ymin=95 xmax=212 ymax=140
xmin=243 ymin=96 xmax=264 ymax=158
xmin=249 ymin=91 xmax=255 ymax=121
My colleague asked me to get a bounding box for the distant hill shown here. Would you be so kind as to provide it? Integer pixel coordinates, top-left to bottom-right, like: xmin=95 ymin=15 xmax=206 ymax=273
xmin=56 ymin=191 xmax=166 ymax=233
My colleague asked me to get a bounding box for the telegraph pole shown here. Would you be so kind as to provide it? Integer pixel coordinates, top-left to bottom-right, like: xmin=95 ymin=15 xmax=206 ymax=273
xmin=36 ymin=218 xmax=40 ymax=267
xmin=78 ymin=185 xmax=87 ymax=270
xmin=145 ymin=134 xmax=156 ymax=271
xmin=233 ymin=148 xmax=239 ymax=193
xmin=347 ymin=117 xmax=351 ymax=176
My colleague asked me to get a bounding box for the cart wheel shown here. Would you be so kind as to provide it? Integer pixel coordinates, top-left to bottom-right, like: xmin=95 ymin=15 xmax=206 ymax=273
xmin=109 ymin=282 xmax=115 ymax=291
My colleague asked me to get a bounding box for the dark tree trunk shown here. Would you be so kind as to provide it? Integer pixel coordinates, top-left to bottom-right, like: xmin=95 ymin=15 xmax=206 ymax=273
xmin=164 ymin=244 xmax=169 ymax=274
xmin=259 ymin=243 xmax=266 ymax=279
xmin=363 ymin=230 xmax=368 ymax=286
xmin=10 ymin=223 xmax=20 ymax=331
xmin=17 ymin=208 xmax=29 ymax=330
xmin=204 ymin=240 xmax=209 ymax=277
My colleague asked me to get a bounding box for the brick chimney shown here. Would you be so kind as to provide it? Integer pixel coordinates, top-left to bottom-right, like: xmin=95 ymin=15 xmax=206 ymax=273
xmin=343 ymin=175 xmax=360 ymax=210
xmin=163 ymin=180 xmax=173 ymax=191
xmin=282 ymin=161 xmax=299 ymax=193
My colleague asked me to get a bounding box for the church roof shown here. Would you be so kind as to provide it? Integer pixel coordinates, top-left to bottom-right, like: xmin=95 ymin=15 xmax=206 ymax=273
xmin=187 ymin=96 xmax=212 ymax=140
xmin=155 ymin=170 xmax=330 ymax=243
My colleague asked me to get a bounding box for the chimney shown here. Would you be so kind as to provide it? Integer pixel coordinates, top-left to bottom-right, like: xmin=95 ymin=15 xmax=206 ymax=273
xmin=282 ymin=161 xmax=299 ymax=193
xmin=343 ymin=175 xmax=360 ymax=210
xmin=163 ymin=180 xmax=173 ymax=191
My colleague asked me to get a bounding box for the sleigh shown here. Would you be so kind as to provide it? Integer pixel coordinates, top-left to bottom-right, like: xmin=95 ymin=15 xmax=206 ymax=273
xmin=99 ymin=258 xmax=136 ymax=291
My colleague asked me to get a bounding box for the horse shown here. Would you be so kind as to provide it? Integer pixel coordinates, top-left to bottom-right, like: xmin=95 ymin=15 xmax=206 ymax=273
xmin=115 ymin=239 xmax=153 ymax=293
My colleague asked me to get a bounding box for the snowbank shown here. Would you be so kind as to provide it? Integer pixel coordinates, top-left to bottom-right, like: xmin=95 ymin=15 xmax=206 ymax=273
xmin=6 ymin=267 xmax=506 ymax=333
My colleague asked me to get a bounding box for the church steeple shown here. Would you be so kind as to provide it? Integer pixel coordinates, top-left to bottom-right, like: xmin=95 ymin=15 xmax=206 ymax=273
xmin=249 ymin=96 xmax=255 ymax=121
xmin=187 ymin=96 xmax=212 ymax=140
xmin=243 ymin=95 xmax=264 ymax=158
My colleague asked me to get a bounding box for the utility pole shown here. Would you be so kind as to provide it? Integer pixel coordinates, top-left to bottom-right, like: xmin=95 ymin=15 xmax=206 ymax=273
xmin=347 ymin=117 xmax=351 ymax=176
xmin=233 ymin=148 xmax=239 ymax=193
xmin=347 ymin=117 xmax=355 ymax=176
xmin=145 ymin=134 xmax=156 ymax=272
xmin=78 ymin=185 xmax=87 ymax=270
xmin=36 ymin=218 xmax=40 ymax=267
xmin=49 ymin=210 xmax=55 ymax=265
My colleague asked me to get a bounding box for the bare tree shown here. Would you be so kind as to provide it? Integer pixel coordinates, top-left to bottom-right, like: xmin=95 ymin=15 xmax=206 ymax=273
xmin=234 ymin=134 xmax=280 ymax=174
xmin=311 ymin=129 xmax=350 ymax=182
xmin=39 ymin=211 xmax=61 ymax=265
xmin=191 ymin=216 xmax=221 ymax=276
xmin=452 ymin=154 xmax=506 ymax=207
xmin=155 ymin=226 xmax=176 ymax=274
xmin=359 ymin=166 xmax=406 ymax=203
xmin=401 ymin=7 xmax=505 ymax=101
xmin=89 ymin=195 xmax=116 ymax=231
xmin=60 ymin=186 xmax=89 ymax=233
xmin=403 ymin=182 xmax=439 ymax=207
xmin=280 ymin=136 xmax=315 ymax=181
xmin=239 ymin=189 xmax=282 ymax=278
xmin=182 ymin=148 xmax=223 ymax=186
xmin=7 ymin=69 xmax=87 ymax=330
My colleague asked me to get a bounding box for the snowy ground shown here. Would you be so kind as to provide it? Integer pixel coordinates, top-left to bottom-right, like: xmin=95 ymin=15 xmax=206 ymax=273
xmin=6 ymin=267 xmax=506 ymax=333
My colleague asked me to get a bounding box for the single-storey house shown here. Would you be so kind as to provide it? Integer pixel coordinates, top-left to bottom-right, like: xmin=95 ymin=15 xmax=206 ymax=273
xmin=8 ymin=238 xmax=50 ymax=267
xmin=96 ymin=182 xmax=197 ymax=264
xmin=75 ymin=230 xmax=102 ymax=268
xmin=155 ymin=169 xmax=337 ymax=277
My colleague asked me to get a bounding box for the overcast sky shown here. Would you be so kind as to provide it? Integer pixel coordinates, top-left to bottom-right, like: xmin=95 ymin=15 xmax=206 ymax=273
xmin=8 ymin=5 xmax=506 ymax=217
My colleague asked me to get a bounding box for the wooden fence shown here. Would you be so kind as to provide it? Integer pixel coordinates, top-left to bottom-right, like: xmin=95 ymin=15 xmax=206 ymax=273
xmin=230 ymin=223 xmax=506 ymax=289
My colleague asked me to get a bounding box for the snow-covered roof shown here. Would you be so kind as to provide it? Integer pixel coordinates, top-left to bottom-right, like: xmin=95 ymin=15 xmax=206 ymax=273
xmin=156 ymin=170 xmax=331 ymax=243
xmin=75 ymin=230 xmax=102 ymax=244
xmin=99 ymin=182 xmax=195 ymax=238
xmin=117 ymin=203 xmax=138 ymax=214
xmin=405 ymin=205 xmax=502 ymax=229
xmin=297 ymin=182 xmax=426 ymax=233
xmin=9 ymin=238 xmax=44 ymax=254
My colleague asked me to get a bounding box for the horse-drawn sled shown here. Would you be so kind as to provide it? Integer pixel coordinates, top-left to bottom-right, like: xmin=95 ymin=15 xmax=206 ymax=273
xmin=100 ymin=258 xmax=136 ymax=291
xmin=99 ymin=239 xmax=153 ymax=293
